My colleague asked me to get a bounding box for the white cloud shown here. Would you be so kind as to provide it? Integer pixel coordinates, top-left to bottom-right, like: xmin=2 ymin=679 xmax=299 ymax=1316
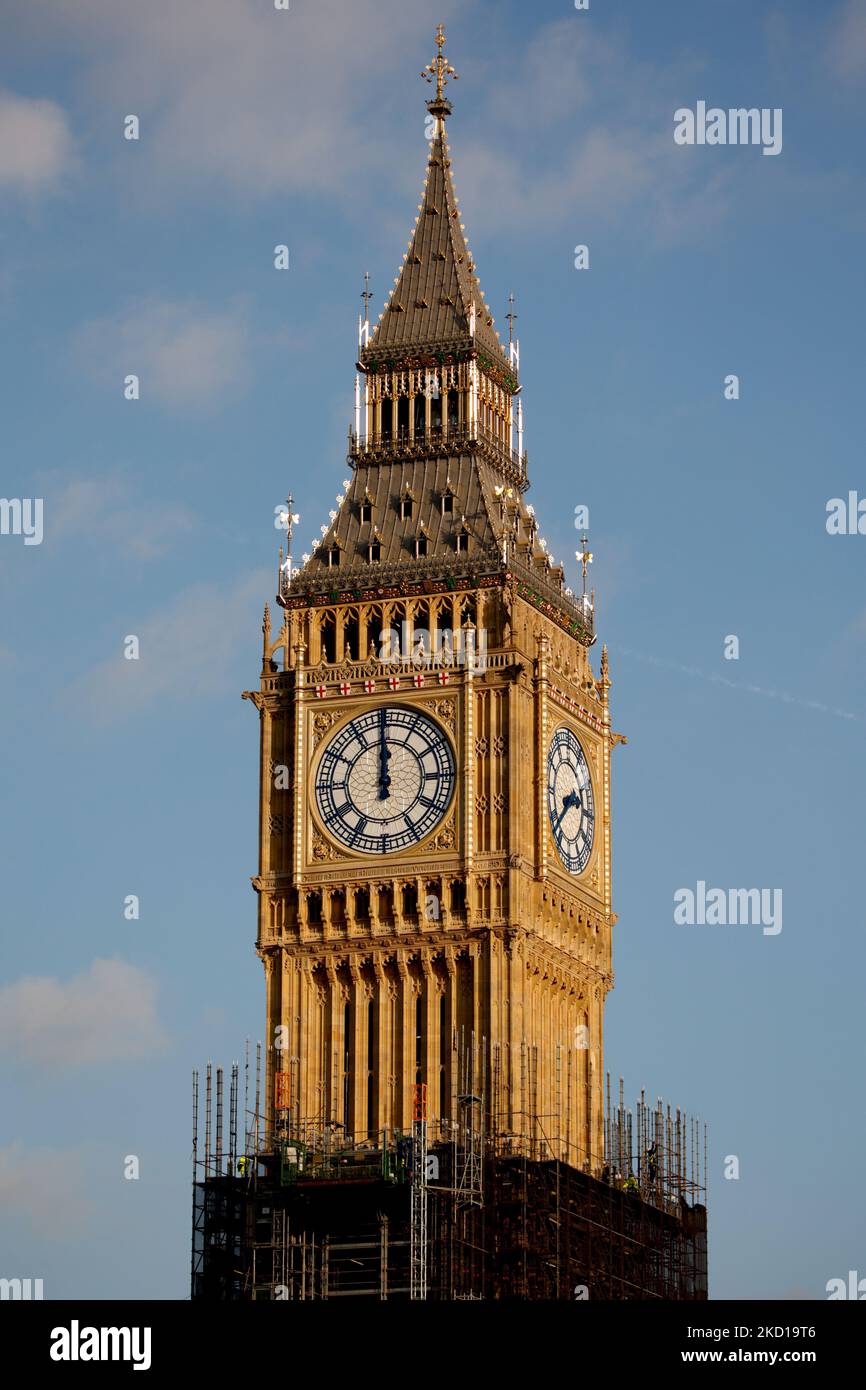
xmin=0 ymin=88 xmax=74 ymax=191
xmin=0 ymin=1144 xmax=92 ymax=1237
xmin=73 ymin=299 xmax=250 ymax=409
xmin=45 ymin=473 xmax=195 ymax=557
xmin=24 ymin=0 xmax=456 ymax=198
xmin=429 ymin=19 xmax=737 ymax=246
xmin=70 ymin=569 xmax=270 ymax=717
xmin=0 ymin=959 xmax=168 ymax=1069
xmin=1 ymin=2 xmax=791 ymax=250
xmin=3 ymin=0 xmax=725 ymax=246
xmin=454 ymin=124 xmax=735 ymax=246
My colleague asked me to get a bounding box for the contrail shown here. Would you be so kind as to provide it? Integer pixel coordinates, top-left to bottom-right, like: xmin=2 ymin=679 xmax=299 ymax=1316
xmin=619 ymin=648 xmax=859 ymax=722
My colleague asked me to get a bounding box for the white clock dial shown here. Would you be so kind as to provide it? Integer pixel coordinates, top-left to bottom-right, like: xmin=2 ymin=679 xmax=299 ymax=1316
xmin=315 ymin=706 xmax=455 ymax=855
xmin=547 ymin=725 xmax=595 ymax=874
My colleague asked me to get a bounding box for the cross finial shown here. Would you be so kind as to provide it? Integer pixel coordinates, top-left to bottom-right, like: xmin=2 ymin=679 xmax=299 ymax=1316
xmin=278 ymin=493 xmax=301 ymax=600
xmin=576 ymin=532 xmax=594 ymax=596
xmin=506 ymin=292 xmax=517 ymax=347
xmin=422 ymin=23 xmax=458 ymax=114
xmin=361 ymin=271 xmax=372 ymax=319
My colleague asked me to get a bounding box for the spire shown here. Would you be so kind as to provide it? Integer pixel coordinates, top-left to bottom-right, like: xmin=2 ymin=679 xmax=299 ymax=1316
xmin=289 ymin=31 xmax=593 ymax=650
xmin=362 ymin=27 xmax=507 ymax=366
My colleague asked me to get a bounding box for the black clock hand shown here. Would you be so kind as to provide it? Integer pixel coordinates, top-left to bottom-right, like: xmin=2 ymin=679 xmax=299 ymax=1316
xmin=377 ymin=707 xmax=392 ymax=800
xmin=552 ymin=788 xmax=580 ymax=836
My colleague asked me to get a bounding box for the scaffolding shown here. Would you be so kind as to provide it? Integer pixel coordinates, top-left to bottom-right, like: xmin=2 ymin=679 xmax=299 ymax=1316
xmin=192 ymin=1044 xmax=707 ymax=1301
xmin=410 ymin=1083 xmax=428 ymax=1301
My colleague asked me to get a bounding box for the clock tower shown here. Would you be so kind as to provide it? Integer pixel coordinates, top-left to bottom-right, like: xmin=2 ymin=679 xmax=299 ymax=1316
xmin=246 ymin=26 xmax=617 ymax=1173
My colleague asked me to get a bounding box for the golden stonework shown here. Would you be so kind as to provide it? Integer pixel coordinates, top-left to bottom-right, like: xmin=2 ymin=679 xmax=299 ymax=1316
xmin=312 ymin=828 xmax=348 ymax=862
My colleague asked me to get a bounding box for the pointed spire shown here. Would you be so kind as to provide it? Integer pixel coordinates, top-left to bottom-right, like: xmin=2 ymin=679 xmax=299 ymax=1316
xmin=600 ymin=643 xmax=611 ymax=702
xmin=362 ymin=29 xmax=505 ymax=364
xmin=262 ymin=602 xmax=272 ymax=670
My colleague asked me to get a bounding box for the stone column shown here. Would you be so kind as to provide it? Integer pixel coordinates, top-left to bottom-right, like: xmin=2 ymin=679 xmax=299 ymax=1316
xmin=418 ymin=953 xmax=440 ymax=1130
xmin=261 ymin=704 xmax=273 ymax=875
xmin=325 ymin=964 xmax=345 ymax=1130
xmin=298 ymin=957 xmax=316 ymax=1130
xmin=371 ymin=959 xmax=391 ymax=1137
xmin=395 ymin=952 xmax=415 ymax=1133
xmin=440 ymin=949 xmax=456 ymax=1127
xmin=350 ymin=964 xmax=369 ymax=1141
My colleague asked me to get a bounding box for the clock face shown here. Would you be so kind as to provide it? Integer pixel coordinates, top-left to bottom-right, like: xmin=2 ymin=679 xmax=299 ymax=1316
xmin=314 ymin=706 xmax=455 ymax=855
xmin=547 ymin=725 xmax=595 ymax=874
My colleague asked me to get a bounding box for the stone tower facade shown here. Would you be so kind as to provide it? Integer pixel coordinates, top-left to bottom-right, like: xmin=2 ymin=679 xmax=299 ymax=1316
xmin=245 ymin=29 xmax=617 ymax=1173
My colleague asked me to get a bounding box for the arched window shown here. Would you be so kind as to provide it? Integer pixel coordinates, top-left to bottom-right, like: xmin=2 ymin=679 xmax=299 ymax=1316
xmin=320 ymin=612 xmax=336 ymax=663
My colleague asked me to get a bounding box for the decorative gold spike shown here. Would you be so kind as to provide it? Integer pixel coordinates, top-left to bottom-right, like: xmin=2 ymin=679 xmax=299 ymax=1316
xmin=421 ymin=23 xmax=458 ymax=109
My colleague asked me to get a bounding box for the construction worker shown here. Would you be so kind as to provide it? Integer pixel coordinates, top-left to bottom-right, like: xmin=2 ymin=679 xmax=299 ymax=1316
xmin=623 ymin=1171 xmax=640 ymax=1196
xmin=237 ymin=1155 xmax=249 ymax=1177
xmin=645 ymin=1142 xmax=658 ymax=1186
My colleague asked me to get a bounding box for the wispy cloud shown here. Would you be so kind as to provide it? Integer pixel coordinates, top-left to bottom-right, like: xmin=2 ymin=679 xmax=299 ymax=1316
xmin=6 ymin=2 xmax=743 ymax=247
xmin=72 ymin=298 xmax=251 ymax=410
xmin=44 ymin=473 xmax=195 ymax=558
xmin=0 ymin=88 xmax=75 ymax=192
xmin=69 ymin=569 xmax=270 ymax=718
xmin=621 ymin=648 xmax=860 ymax=723
xmin=0 ymin=959 xmax=169 ymax=1070
xmin=27 ymin=0 xmax=455 ymax=198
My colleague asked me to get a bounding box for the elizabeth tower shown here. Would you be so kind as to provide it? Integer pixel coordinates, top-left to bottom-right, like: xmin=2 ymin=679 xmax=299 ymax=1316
xmin=245 ymin=28 xmax=616 ymax=1173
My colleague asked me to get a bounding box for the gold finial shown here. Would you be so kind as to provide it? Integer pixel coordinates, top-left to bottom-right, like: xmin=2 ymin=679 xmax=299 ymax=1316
xmin=576 ymin=532 xmax=594 ymax=596
xmin=506 ymin=292 xmax=517 ymax=347
xmin=421 ymin=23 xmax=458 ymax=112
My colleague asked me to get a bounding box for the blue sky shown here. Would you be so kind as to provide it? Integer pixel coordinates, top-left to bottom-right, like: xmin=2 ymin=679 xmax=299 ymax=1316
xmin=1 ymin=0 xmax=864 ymax=1300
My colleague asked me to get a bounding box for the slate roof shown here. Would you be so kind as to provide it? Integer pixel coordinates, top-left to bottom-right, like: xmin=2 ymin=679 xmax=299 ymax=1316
xmin=360 ymin=127 xmax=508 ymax=366
xmin=290 ymin=449 xmax=569 ymax=604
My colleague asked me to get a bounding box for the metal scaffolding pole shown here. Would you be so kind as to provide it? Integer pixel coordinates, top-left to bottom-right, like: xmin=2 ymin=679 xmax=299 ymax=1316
xmin=410 ymin=1083 xmax=428 ymax=1300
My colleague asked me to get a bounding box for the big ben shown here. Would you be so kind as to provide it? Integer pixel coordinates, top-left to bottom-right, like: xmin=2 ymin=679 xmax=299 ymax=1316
xmin=194 ymin=26 xmax=706 ymax=1302
xmin=250 ymin=23 xmax=612 ymax=1163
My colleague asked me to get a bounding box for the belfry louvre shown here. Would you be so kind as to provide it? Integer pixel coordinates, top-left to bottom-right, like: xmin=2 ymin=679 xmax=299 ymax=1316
xmin=192 ymin=28 xmax=707 ymax=1302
